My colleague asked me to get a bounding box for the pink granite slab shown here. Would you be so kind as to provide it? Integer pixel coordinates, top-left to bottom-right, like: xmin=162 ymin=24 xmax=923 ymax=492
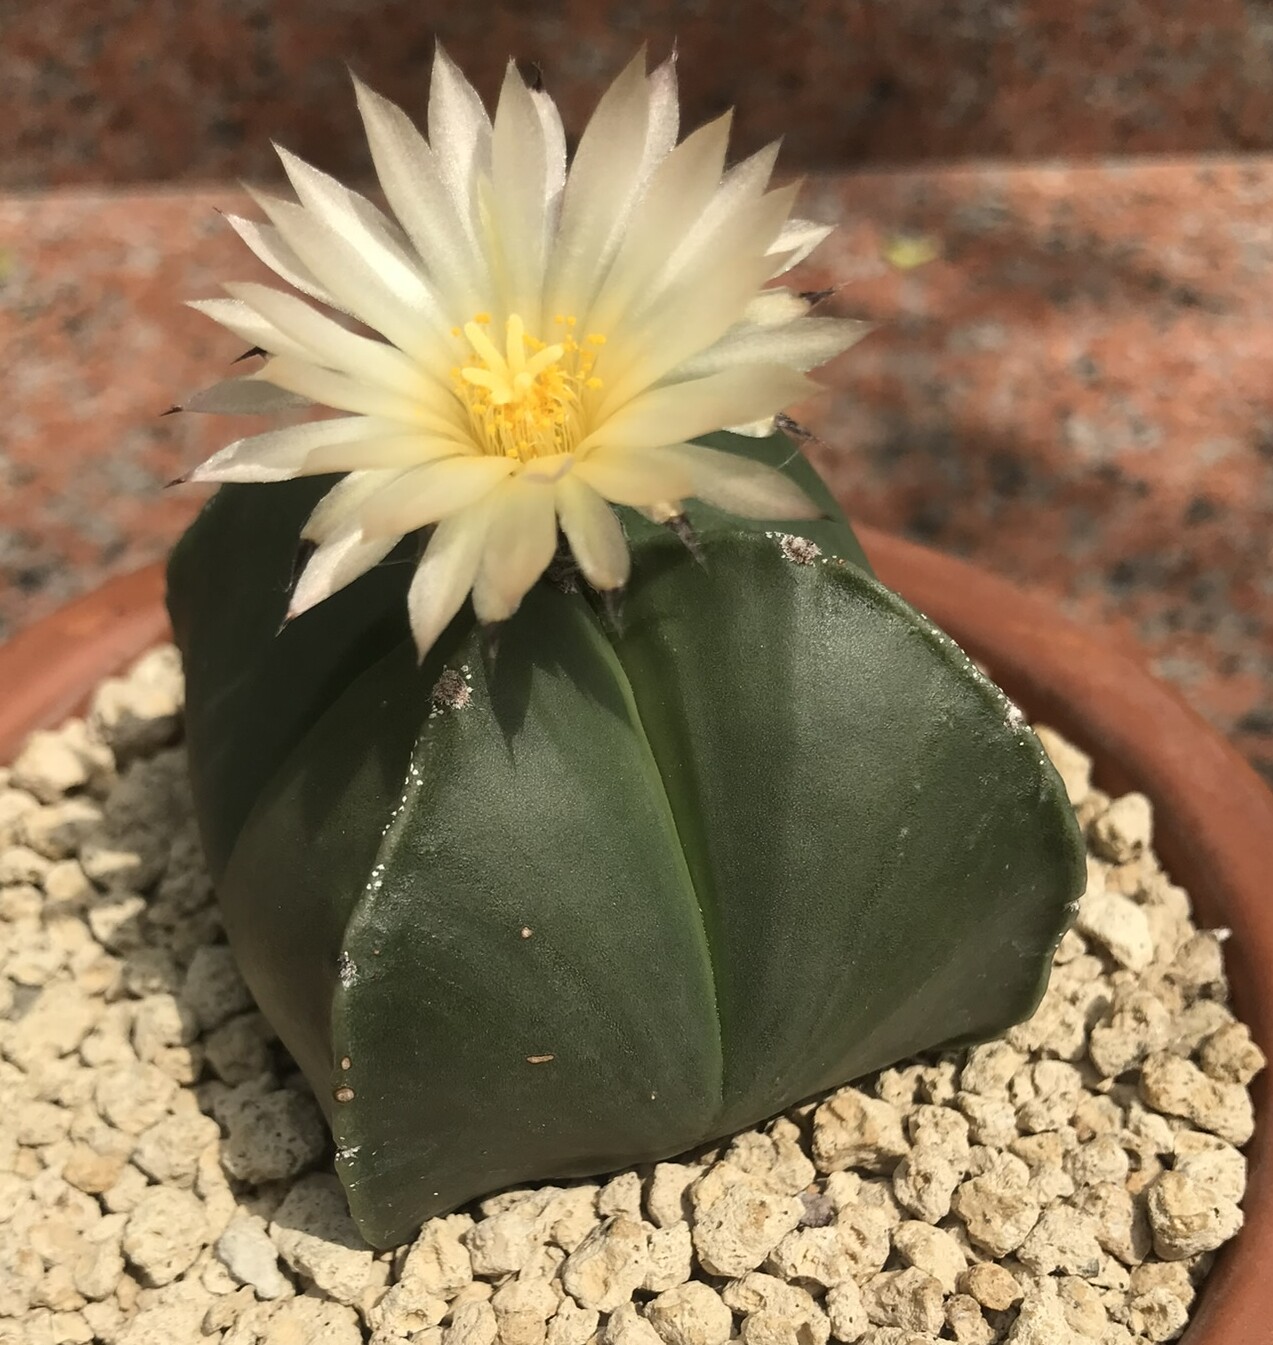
xmin=1 ymin=160 xmax=1270 ymax=784
xmin=6 ymin=2 xmax=1273 ymax=189
xmin=794 ymin=159 xmax=1273 ymax=784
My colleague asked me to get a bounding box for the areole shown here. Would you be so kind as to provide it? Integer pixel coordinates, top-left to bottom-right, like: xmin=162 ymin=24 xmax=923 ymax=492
xmin=1 ymin=526 xmax=1270 ymax=1341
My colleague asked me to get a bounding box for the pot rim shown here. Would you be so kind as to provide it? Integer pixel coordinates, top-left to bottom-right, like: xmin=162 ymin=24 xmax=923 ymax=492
xmin=1 ymin=530 xmax=1269 ymax=1341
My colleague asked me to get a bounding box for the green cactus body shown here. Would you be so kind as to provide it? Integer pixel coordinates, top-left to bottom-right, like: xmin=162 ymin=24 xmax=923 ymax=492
xmin=167 ymin=431 xmax=1085 ymax=1248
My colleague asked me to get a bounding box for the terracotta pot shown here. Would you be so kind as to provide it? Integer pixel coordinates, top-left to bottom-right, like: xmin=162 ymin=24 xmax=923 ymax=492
xmin=1 ymin=531 xmax=1270 ymax=1342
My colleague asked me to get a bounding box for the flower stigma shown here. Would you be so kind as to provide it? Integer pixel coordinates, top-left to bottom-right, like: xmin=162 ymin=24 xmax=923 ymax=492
xmin=452 ymin=313 xmax=606 ymax=463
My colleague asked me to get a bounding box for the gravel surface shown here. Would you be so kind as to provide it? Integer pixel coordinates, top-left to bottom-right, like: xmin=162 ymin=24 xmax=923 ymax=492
xmin=0 ymin=647 xmax=1263 ymax=1345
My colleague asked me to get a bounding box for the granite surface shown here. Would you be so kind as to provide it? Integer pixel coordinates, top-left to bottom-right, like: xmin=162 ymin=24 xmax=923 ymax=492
xmin=2 ymin=157 xmax=1270 ymax=782
xmin=7 ymin=2 xmax=1273 ymax=189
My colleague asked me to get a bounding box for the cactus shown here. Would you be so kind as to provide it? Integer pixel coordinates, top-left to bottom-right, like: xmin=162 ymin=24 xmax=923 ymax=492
xmin=168 ymin=428 xmax=1084 ymax=1249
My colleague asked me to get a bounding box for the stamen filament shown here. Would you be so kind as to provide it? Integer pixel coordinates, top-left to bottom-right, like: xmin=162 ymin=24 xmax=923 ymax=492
xmin=452 ymin=312 xmax=604 ymax=464
xmin=464 ymin=322 xmax=506 ymax=374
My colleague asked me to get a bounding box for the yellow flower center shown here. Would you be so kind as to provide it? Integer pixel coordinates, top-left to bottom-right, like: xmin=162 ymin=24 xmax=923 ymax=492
xmin=452 ymin=313 xmax=605 ymax=462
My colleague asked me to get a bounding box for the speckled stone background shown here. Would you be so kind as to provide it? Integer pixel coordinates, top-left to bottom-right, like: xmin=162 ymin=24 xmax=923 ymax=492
xmin=2 ymin=3 xmax=1272 ymax=784
xmin=9 ymin=1 xmax=1273 ymax=185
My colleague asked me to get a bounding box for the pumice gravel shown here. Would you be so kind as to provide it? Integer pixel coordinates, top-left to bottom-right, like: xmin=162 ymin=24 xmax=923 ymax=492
xmin=0 ymin=647 xmax=1262 ymax=1345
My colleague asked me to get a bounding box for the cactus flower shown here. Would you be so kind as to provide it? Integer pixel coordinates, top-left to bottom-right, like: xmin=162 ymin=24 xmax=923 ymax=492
xmin=182 ymin=48 xmax=866 ymax=656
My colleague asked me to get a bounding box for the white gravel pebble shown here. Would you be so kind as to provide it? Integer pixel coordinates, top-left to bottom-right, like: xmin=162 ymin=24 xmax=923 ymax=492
xmin=645 ymin=1281 xmax=732 ymax=1345
xmin=269 ymin=1173 xmax=382 ymax=1304
xmin=691 ymin=1181 xmax=802 ymax=1279
xmin=890 ymin=1222 xmax=966 ymax=1293
xmin=181 ymin=944 xmax=253 ymax=1031
xmin=812 ymin=1088 xmax=909 ymax=1174
xmin=643 ymin=1221 xmax=693 ymax=1292
xmin=400 ymin=1213 xmax=474 ymax=1296
xmin=1145 ymin=1170 xmax=1244 ymax=1259
xmin=547 ymin=1297 xmax=599 ymax=1345
xmin=560 ymin=1215 xmax=650 ymax=1312
xmin=646 ymin=1163 xmax=701 ymax=1229
xmin=121 ymin=1187 xmax=209 ymax=1286
xmin=215 ymin=1213 xmax=292 ymax=1299
xmin=218 ymin=1086 xmax=327 ymax=1183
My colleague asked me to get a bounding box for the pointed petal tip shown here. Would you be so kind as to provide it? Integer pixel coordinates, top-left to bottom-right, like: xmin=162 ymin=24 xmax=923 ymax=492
xmin=479 ymin=620 xmax=503 ymax=665
xmin=598 ymin=585 xmax=627 ymax=634
xmin=665 ymin=513 xmax=705 ymax=565
xmin=287 ymin=538 xmax=319 ymax=594
xmin=432 ymin=38 xmax=461 ymax=77
xmin=775 ymin=412 xmax=813 ymax=442
xmin=348 ymin=66 xmax=383 ymax=107
xmin=413 ymin=633 xmax=434 ymax=668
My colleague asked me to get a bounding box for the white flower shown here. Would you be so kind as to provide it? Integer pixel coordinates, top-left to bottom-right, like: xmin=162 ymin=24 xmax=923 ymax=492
xmin=183 ymin=48 xmax=867 ymax=657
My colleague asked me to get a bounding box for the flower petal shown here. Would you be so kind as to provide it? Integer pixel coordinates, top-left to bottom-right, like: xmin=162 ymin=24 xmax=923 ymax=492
xmin=471 ymin=477 xmax=560 ymax=624
xmin=556 ymin=474 xmax=630 ymax=591
xmin=584 ymin=364 xmax=812 ymax=453
xmin=186 ymin=298 xmax=314 ymax=363
xmin=573 ymin=446 xmax=694 ymax=506
xmin=181 ymin=377 xmax=311 ymax=415
xmin=490 ymin=61 xmax=553 ymax=322
xmin=596 ymin=184 xmax=800 ymax=410
xmin=531 ymin=85 xmax=567 ymax=223
xmin=249 ymin=189 xmax=450 ymax=367
xmin=289 ymin=528 xmax=398 ymax=619
xmin=224 ymin=282 xmax=424 ymax=395
xmin=586 ymin=110 xmax=733 ymax=334
xmin=674 ymin=315 xmax=872 ymax=379
xmin=723 ymin=417 xmax=778 ymax=439
xmin=303 ymin=469 xmax=410 ymax=542
xmin=406 ymin=501 xmax=494 ymax=658
xmin=253 ymin=356 xmax=464 ymax=434
xmin=627 ymin=139 xmax=779 ymax=318
xmin=664 ymin=441 xmax=821 ymax=518
xmin=428 ymin=43 xmax=493 ymax=227
xmin=545 ymin=51 xmax=652 ymax=320
xmin=352 ymin=73 xmax=488 ymax=310
xmin=744 ymin=287 xmax=812 ymax=326
xmin=645 ymin=54 xmax=680 ymax=170
xmin=768 ymin=218 xmax=834 ymax=275
xmin=357 ymin=455 xmax=517 ymax=538
xmin=189 ymin=416 xmax=397 ymax=483
xmin=223 ymin=213 xmax=342 ymax=310
xmin=303 ymin=434 xmax=471 ymax=475
xmin=275 ymin=143 xmax=413 ymax=258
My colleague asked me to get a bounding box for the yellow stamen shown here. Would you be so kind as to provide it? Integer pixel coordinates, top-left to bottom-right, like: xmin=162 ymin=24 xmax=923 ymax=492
xmin=464 ymin=321 xmax=506 ymax=374
xmin=505 ymin=314 xmax=527 ymax=377
xmin=524 ymin=343 xmax=567 ymax=378
xmin=451 ymin=312 xmax=605 ymax=464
